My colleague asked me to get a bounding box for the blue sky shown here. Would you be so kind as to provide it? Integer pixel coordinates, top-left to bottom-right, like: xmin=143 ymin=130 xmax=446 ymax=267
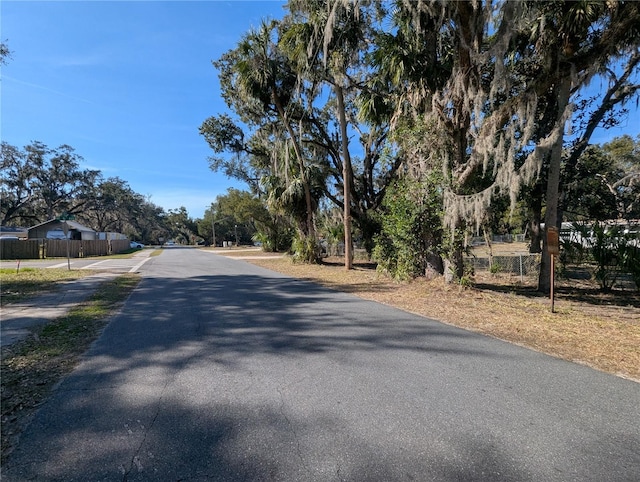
xmin=1 ymin=1 xmax=638 ymax=220
xmin=1 ymin=0 xmax=287 ymax=219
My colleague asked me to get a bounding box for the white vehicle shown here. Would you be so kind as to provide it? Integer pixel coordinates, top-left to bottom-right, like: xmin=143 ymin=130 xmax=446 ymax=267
xmin=46 ymin=229 xmax=69 ymax=240
xmin=130 ymin=241 xmax=144 ymax=249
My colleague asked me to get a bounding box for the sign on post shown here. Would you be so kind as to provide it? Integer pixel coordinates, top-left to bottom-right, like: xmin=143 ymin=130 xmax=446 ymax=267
xmin=56 ymin=213 xmax=75 ymax=270
xmin=547 ymin=226 xmax=559 ymax=256
xmin=56 ymin=212 xmax=75 ymax=221
xmin=547 ymin=226 xmax=560 ymax=313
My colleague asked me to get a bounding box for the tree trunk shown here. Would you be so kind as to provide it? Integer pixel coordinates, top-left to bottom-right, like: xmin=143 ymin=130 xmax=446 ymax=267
xmin=443 ymin=249 xmax=464 ymax=283
xmin=335 ymin=84 xmax=353 ymax=270
xmin=443 ymin=222 xmax=466 ymax=283
xmin=527 ymin=182 xmax=544 ymax=254
xmin=483 ymin=227 xmax=493 ymax=268
xmin=538 ymin=78 xmax=571 ymax=294
xmin=273 ymin=91 xmax=316 ymax=248
xmin=424 ymin=253 xmax=444 ymax=280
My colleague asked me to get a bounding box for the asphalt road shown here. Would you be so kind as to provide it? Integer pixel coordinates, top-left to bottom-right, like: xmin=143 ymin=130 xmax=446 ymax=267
xmin=2 ymin=249 xmax=639 ymax=481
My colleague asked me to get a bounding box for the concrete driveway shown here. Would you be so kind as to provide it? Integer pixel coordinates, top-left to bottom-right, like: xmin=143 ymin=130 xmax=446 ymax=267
xmin=0 ymin=250 xmax=153 ymax=346
xmin=2 ymin=249 xmax=639 ymax=481
xmin=0 ymin=248 xmax=153 ymax=273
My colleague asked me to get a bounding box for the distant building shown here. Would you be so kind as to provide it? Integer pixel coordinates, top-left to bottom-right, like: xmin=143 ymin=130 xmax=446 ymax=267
xmin=28 ymin=220 xmax=97 ymax=241
xmin=0 ymin=226 xmax=28 ymax=239
xmin=97 ymin=232 xmax=127 ymax=240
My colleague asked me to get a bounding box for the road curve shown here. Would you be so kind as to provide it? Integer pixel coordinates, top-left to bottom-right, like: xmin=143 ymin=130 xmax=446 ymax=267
xmin=3 ymin=248 xmax=639 ymax=481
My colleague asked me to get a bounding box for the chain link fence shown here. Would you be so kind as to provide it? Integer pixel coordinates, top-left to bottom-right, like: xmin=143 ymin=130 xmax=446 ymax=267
xmin=465 ymin=253 xmax=541 ymax=280
xmin=466 ymin=252 xmax=638 ymax=290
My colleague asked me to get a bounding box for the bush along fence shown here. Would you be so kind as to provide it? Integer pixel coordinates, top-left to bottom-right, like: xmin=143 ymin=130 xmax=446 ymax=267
xmin=467 ymin=248 xmax=638 ymax=292
xmin=0 ymin=239 xmax=131 ymax=260
xmin=559 ymin=221 xmax=639 ymax=292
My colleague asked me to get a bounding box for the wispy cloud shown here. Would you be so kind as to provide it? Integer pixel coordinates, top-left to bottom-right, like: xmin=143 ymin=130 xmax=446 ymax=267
xmin=2 ymin=74 xmax=98 ymax=105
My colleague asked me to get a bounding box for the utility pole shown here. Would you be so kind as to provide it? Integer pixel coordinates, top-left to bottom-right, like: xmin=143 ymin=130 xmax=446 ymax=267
xmin=57 ymin=212 xmax=74 ymax=270
xmin=211 ymin=206 xmax=216 ymax=247
xmin=210 ymin=203 xmax=217 ymax=247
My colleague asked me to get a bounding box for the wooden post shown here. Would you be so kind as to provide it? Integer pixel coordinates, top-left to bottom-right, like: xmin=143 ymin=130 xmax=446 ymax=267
xmin=550 ymin=254 xmax=555 ymax=313
xmin=64 ymin=220 xmax=71 ymax=270
xmin=547 ymin=227 xmax=560 ymax=313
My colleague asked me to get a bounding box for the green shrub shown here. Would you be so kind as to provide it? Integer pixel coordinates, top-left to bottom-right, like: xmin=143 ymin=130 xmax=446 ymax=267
xmin=291 ymin=233 xmax=319 ymax=263
xmin=372 ymin=175 xmax=444 ymax=281
xmin=573 ymin=221 xmax=639 ymax=292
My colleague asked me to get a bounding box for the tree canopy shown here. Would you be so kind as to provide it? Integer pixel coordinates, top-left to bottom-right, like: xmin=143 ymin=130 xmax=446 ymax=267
xmin=1 ymin=141 xmax=179 ymax=244
xmin=201 ymin=0 xmax=639 ymax=291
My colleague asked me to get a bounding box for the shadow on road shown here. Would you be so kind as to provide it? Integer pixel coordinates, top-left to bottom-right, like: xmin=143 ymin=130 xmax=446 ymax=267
xmin=4 ymin=271 xmax=638 ymax=481
xmin=86 ymin=273 xmax=498 ymax=366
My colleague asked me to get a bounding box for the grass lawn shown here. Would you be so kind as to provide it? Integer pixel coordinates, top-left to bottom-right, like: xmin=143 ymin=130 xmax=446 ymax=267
xmin=0 ymin=268 xmax=92 ymax=305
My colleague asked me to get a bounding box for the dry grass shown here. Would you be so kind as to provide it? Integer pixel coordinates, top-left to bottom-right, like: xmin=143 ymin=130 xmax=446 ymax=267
xmin=1 ymin=274 xmax=140 ymax=463
xmin=232 ymin=252 xmax=639 ymax=382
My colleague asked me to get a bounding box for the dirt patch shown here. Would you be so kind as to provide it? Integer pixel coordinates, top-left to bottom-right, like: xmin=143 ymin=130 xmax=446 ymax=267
xmin=241 ymin=255 xmax=640 ymax=382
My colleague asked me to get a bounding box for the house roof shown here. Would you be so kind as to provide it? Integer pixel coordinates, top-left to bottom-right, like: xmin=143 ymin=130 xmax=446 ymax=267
xmin=28 ymin=219 xmax=96 ymax=232
xmin=0 ymin=226 xmax=28 ymax=234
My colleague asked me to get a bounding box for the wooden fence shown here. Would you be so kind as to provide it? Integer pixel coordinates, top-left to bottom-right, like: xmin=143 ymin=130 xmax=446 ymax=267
xmin=0 ymin=240 xmax=41 ymax=260
xmin=0 ymin=239 xmax=132 ymax=260
xmin=110 ymin=239 xmax=131 ymax=254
